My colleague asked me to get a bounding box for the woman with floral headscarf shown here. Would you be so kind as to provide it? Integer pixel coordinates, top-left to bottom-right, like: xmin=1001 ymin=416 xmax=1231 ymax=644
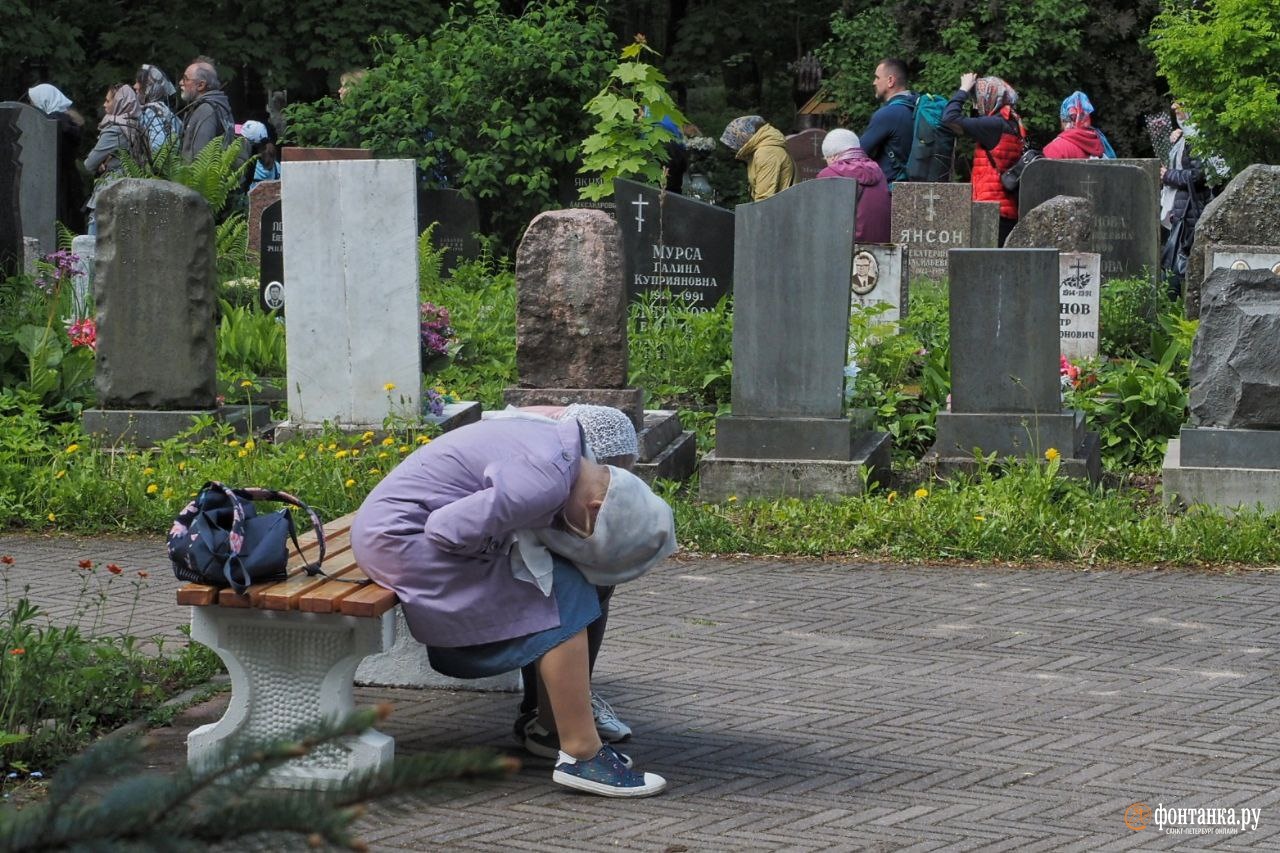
xmin=941 ymin=73 xmax=1026 ymax=245
xmin=84 ymin=84 xmax=148 ymax=234
xmin=1043 ymin=91 xmax=1116 ymax=160
xmin=27 ymin=83 xmax=86 ymax=232
xmin=135 ymin=64 xmax=182 ymax=157
xmin=719 ymin=115 xmax=796 ymax=201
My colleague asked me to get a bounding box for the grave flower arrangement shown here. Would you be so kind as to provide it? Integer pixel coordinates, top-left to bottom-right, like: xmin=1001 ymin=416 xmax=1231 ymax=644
xmin=420 ymin=302 xmax=457 ymax=369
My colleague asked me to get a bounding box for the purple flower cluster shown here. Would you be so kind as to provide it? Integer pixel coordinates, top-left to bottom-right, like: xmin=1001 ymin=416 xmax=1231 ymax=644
xmin=34 ymin=249 xmax=81 ymax=295
xmin=424 ymin=387 xmax=445 ymax=417
xmin=420 ymin=302 xmax=456 ymax=360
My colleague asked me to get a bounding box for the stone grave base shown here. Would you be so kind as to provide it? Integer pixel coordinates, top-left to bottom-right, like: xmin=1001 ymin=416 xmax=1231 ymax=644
xmin=504 ymin=386 xmax=644 ymax=429
xmin=699 ymin=432 xmax=891 ymax=502
xmin=634 ymin=410 xmax=696 ymax=483
xmin=356 ymin=607 xmax=521 ymax=692
xmin=927 ymin=410 xmax=1101 ymax=482
xmin=83 ymin=405 xmax=272 ymax=447
xmin=1162 ymin=438 xmax=1280 ymax=514
xmin=274 ymin=401 xmax=480 ymax=443
xmin=716 ymin=415 xmax=865 ymax=461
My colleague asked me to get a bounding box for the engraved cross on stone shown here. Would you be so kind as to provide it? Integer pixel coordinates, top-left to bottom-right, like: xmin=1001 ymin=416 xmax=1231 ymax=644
xmin=812 ymin=133 xmax=822 ymax=158
xmin=631 ymin=196 xmax=648 ymax=233
xmin=923 ymin=187 xmax=941 ymax=222
xmin=1078 ymin=172 xmax=1099 ymax=199
xmin=1070 ymin=258 xmax=1088 ymax=281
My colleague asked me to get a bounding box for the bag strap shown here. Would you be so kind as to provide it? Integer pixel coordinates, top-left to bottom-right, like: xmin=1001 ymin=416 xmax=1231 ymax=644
xmin=228 ymin=485 xmax=367 ymax=586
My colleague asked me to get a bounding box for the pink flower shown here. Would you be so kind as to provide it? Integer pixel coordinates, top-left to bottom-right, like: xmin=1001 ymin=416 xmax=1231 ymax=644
xmin=67 ymin=318 xmax=97 ymax=351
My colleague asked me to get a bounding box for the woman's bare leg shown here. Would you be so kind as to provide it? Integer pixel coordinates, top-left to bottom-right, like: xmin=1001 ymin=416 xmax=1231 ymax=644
xmin=536 ymin=629 xmax=601 ymax=760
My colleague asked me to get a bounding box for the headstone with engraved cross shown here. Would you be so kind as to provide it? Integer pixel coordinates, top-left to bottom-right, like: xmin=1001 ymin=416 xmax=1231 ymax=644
xmin=785 ymin=128 xmax=828 ymax=182
xmin=1059 ymin=252 xmax=1101 ymax=359
xmin=891 ymin=183 xmax=973 ymax=281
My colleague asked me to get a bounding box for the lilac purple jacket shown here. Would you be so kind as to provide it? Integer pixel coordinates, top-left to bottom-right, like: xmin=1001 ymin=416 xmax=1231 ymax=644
xmin=351 ymin=417 xmax=582 ymax=647
xmin=817 ymin=149 xmax=892 ymax=243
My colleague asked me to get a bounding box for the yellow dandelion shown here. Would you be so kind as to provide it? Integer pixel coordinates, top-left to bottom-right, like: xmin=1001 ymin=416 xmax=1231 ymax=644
xmin=227 ymin=439 xmax=240 ymax=447
xmin=47 ymin=512 xmax=56 ymax=522
xmin=298 ymin=452 xmax=306 ymax=460
xmin=434 ymin=386 xmax=445 ymax=395
xmin=974 ymin=515 xmax=986 ymax=522
xmin=328 ymin=442 xmax=337 ymax=450
xmin=727 ymin=495 xmax=739 ymax=502
xmin=55 ymin=469 xmax=66 ymax=479
xmin=399 ymin=445 xmax=410 ymax=454
xmin=351 ymin=449 xmax=360 ymax=457
xmin=146 ymin=484 xmax=158 ymax=494
xmin=237 ymin=450 xmax=247 ymax=458
xmin=1044 ymin=447 xmax=1060 ymax=462
xmin=127 ymin=453 xmax=138 ymax=460
xmin=240 ymin=380 xmax=252 ymax=388
xmin=914 ymin=488 xmax=929 ymax=500
xmin=416 ymin=435 xmax=431 ymax=445
xmin=887 ymin=491 xmax=898 ymax=503
xmin=370 ymin=468 xmax=381 ymax=475
xmin=334 ymin=450 xmax=349 ymax=460
xmin=361 ymin=430 xmax=375 ymax=441
xmin=344 ymin=478 xmax=355 ymax=488
xmin=162 ymin=487 xmax=175 ymax=499
xmin=244 ymin=439 xmax=256 ymax=451
xmin=65 ymin=443 xmax=79 ymax=454
xmin=383 ymin=382 xmax=397 ymax=392
xmin=143 ymin=467 xmax=154 ymax=475
xmin=378 ymin=452 xmax=389 ymax=459
xmin=381 ymin=436 xmax=395 ymax=446
xmin=178 ymin=461 xmax=186 ymax=471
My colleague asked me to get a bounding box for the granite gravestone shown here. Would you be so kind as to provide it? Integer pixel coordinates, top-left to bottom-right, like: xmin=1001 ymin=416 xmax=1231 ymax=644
xmin=891 ymin=183 xmax=972 ymax=281
xmin=971 ymin=201 xmax=1000 ymax=249
xmin=504 ymin=209 xmax=641 ymax=424
xmin=928 ymin=249 xmax=1099 ymax=479
xmin=1059 ymin=252 xmax=1101 ymax=360
xmin=69 ymin=234 xmax=95 ymax=318
xmin=1005 ymin=194 xmax=1093 ymax=253
xmin=850 ymin=243 xmax=907 ymax=325
xmin=1164 ymin=267 xmax=1280 ymax=511
xmin=0 ymin=106 xmax=22 ymax=278
xmin=417 ymin=188 xmax=480 ymax=273
xmin=785 ymin=128 xmax=827 ymax=182
xmin=0 ymin=102 xmax=57 ymax=256
xmin=614 ymin=177 xmax=734 ymax=310
xmin=280 ymin=159 xmax=421 ymax=429
xmin=558 ymin=168 xmax=615 ymax=214
xmin=1019 ymin=159 xmax=1158 ymax=281
xmin=259 ymin=200 xmax=284 ymax=312
xmin=1186 ymin=166 xmax=1280 ymax=318
xmin=700 ymin=178 xmax=891 ymax=500
xmin=1208 ymin=245 xmax=1280 ymax=276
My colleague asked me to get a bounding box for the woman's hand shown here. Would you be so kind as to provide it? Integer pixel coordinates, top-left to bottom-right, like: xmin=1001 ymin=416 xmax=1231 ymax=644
xmin=960 ymin=72 xmax=978 ymax=92
xmin=1170 ymin=128 xmax=1183 ymax=144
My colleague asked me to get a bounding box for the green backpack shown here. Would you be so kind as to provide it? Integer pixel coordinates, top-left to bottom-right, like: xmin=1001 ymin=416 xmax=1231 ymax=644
xmin=905 ymin=94 xmax=956 ymax=182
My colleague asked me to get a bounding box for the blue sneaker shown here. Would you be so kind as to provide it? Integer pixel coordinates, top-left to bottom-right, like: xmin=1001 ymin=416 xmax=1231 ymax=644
xmin=552 ymin=745 xmax=666 ymax=797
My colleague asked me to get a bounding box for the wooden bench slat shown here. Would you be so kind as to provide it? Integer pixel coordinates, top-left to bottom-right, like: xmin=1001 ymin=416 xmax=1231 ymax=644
xmin=248 ymin=540 xmax=354 ymax=608
xmin=297 ymin=568 xmax=379 ymax=614
xmin=258 ymin=551 xmax=366 ymax=611
xmin=338 ymin=584 xmax=399 ymax=618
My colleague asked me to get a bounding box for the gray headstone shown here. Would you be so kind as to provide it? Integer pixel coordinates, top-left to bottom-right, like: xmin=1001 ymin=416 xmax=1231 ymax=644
xmin=513 ymin=209 xmax=629 ymax=389
xmin=93 ymin=179 xmax=217 ymax=409
xmin=785 ymin=128 xmax=827 ymax=182
xmin=1059 ymin=252 xmax=1101 ymax=360
xmin=730 ymin=178 xmax=856 ymax=419
xmin=247 ymin=180 xmax=280 ymax=259
xmin=0 ymin=102 xmax=57 ymax=255
xmin=1005 ymin=195 xmax=1094 ymax=253
xmin=891 ymin=183 xmax=972 ymax=281
xmin=1208 ymin=245 xmax=1280 ymax=277
xmin=615 ymin=177 xmax=734 ymax=311
xmin=1189 ymin=267 xmax=1280 ymax=428
xmin=418 ymin=188 xmax=481 ymax=273
xmin=1019 ymin=160 xmax=1158 ymax=282
xmin=0 ymin=106 xmax=23 ymax=277
xmin=70 ymin=234 xmax=95 ymax=316
xmin=22 ymin=236 xmax=39 ymax=274
xmin=850 ymin=243 xmax=907 ymax=324
xmin=971 ymin=201 xmax=1000 ymax=248
xmin=1187 ymin=165 xmax=1280 ymax=318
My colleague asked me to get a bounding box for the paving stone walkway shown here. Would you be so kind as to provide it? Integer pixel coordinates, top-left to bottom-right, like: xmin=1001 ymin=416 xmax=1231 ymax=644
xmin=2 ymin=533 xmax=1279 ymax=850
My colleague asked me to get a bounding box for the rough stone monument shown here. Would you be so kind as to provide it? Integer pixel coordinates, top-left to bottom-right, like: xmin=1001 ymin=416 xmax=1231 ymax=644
xmin=82 ymin=180 xmax=266 ymax=444
xmin=1058 ymin=252 xmax=1102 ymax=360
xmin=615 ymin=177 xmax=734 ymax=310
xmin=504 ymin=207 xmax=695 ymax=480
xmin=277 ymin=159 xmax=422 ymax=433
xmin=785 ymin=128 xmax=827 ymax=182
xmin=700 ymin=178 xmax=891 ymax=500
xmin=1186 ymin=165 xmax=1280 ymax=318
xmin=891 ymin=183 xmax=973 ymax=281
xmin=1164 ymin=267 xmax=1280 ymax=511
xmin=926 ymin=249 xmax=1100 ymax=480
xmin=1019 ymin=159 xmax=1158 ymax=282
xmin=0 ymin=101 xmax=57 ymax=256
xmin=1005 ymin=195 xmax=1094 ymax=253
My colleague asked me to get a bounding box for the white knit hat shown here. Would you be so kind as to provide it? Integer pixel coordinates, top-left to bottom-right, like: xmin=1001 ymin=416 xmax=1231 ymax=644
xmin=562 ymin=404 xmax=637 ymax=463
xmin=821 ymin=128 xmax=860 ymax=159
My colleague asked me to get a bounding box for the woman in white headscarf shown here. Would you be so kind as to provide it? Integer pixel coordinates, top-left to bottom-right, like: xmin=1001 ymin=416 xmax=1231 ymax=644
xmin=83 ymin=84 xmax=148 ymax=234
xmin=27 ymin=83 xmax=86 ymax=232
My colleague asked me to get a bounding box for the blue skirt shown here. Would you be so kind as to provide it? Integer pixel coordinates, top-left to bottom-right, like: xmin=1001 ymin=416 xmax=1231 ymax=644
xmin=426 ymin=557 xmax=602 ymax=679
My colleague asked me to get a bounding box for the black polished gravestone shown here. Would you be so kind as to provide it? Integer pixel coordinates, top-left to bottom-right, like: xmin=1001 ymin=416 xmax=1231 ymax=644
xmin=0 ymin=106 xmax=23 ymax=278
xmin=417 ymin=188 xmax=480 ymax=273
xmin=613 ymin=178 xmax=734 ymax=311
xmin=558 ymin=167 xmax=615 ymax=214
xmin=1019 ymin=159 xmax=1159 ymax=282
xmin=258 ymin=200 xmax=284 ymax=313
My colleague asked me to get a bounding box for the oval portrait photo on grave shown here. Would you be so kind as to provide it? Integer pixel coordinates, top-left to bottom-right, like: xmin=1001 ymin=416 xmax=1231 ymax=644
xmin=263 ymin=280 xmax=285 ymax=311
xmin=851 ymin=251 xmax=880 ymax=296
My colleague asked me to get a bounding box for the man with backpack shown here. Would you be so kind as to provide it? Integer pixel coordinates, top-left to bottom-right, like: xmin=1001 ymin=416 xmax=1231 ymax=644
xmin=178 ymin=57 xmax=237 ymax=163
xmin=860 ymin=58 xmax=917 ymax=183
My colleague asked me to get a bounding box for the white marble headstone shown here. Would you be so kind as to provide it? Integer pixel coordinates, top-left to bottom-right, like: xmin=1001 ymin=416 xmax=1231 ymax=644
xmin=70 ymin=234 xmax=95 ymax=318
xmin=1059 ymin=252 xmax=1101 ymax=359
xmin=282 ymin=159 xmax=421 ymax=427
xmin=850 ymin=243 xmax=908 ymax=325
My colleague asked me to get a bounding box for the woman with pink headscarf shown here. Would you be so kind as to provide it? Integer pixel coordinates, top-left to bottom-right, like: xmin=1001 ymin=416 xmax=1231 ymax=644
xmin=84 ymin=84 xmax=148 ymax=234
xmin=1043 ymin=91 xmax=1117 ymax=160
xmin=941 ymin=73 xmax=1026 ymax=245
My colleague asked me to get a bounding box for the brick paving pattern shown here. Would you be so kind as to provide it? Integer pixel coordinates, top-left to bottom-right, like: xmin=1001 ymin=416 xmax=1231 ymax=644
xmin=2 ymin=533 xmax=1278 ymax=850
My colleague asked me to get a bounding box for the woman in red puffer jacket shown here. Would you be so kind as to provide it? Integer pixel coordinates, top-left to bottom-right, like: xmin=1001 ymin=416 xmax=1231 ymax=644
xmin=941 ymin=73 xmax=1025 ymax=246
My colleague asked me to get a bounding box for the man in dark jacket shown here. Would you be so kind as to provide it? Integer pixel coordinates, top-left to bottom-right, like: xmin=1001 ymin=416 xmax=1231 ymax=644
xmin=860 ymin=58 xmax=917 ymax=183
xmin=178 ymin=57 xmax=235 ymax=162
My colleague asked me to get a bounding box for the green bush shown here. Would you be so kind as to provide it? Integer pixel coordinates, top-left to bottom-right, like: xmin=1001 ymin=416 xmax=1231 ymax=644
xmin=1099 ymin=275 xmax=1173 ymax=359
xmin=216 ymin=300 xmax=286 ymax=381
